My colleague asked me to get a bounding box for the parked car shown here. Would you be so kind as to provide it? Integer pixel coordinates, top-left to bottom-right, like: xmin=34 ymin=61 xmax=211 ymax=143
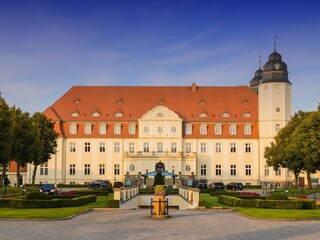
xmin=87 ymin=180 xmax=112 ymax=189
xmin=226 ymin=182 xmax=243 ymax=190
xmin=209 ymin=182 xmax=226 ymax=190
xmin=39 ymin=183 xmax=58 ymax=195
xmin=197 ymin=179 xmax=208 ymax=189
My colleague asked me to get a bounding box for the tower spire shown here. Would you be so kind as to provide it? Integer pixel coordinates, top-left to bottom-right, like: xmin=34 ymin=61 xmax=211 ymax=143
xmin=274 ymin=35 xmax=277 ymax=52
xmin=259 ymin=55 xmax=261 ymax=69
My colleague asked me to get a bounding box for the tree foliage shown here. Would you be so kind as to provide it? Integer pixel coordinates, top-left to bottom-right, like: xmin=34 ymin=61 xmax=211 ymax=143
xmin=265 ymin=111 xmax=309 ymax=187
xmin=11 ymin=107 xmax=41 ymax=186
xmin=31 ymin=112 xmax=58 ymax=185
xmin=0 ymin=94 xmax=13 ymax=187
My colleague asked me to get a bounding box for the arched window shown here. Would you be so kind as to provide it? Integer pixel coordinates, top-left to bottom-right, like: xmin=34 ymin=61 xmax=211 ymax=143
xmin=275 ymin=124 xmax=281 ymax=132
xmin=84 ymin=124 xmax=92 ymax=135
xmin=114 ymin=124 xmax=122 ymax=135
xmin=99 ymin=124 xmax=107 ymax=134
xmin=69 ymin=123 xmax=77 ymax=135
xmin=215 ymin=124 xmax=222 ymax=135
xmin=185 ymin=123 xmax=192 ymax=135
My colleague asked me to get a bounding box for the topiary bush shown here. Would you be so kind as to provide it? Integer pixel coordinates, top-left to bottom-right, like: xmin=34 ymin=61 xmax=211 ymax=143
xmin=266 ymin=193 xmax=289 ymax=200
xmin=113 ymin=181 xmax=124 ymax=188
xmin=153 ymin=172 xmax=164 ymax=186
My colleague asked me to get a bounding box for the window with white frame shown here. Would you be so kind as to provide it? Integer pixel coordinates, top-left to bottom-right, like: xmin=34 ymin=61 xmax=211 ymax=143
xmin=69 ymin=123 xmax=77 ymax=134
xmin=99 ymin=142 xmax=105 ymax=152
xmin=230 ymin=165 xmax=236 ymax=176
xmin=216 ymin=165 xmax=221 ymax=176
xmin=230 ymin=143 xmax=236 ymax=153
xmin=99 ymin=124 xmax=107 ymax=134
xmin=244 ymin=124 xmax=252 ymax=135
xmin=264 ymin=164 xmax=269 ymax=176
xmin=70 ymin=142 xmax=76 ymax=152
xmin=114 ymin=142 xmax=120 ymax=153
xmin=84 ymin=123 xmax=92 ymax=134
xmin=129 ymin=142 xmax=135 ymax=153
xmin=114 ymin=124 xmax=121 ymax=135
xmin=85 ymin=142 xmax=91 ymax=152
xmin=114 ymin=164 xmax=120 ymax=175
xmin=200 ymin=164 xmax=207 ymax=176
xmin=215 ymin=142 xmax=222 ymax=153
xmin=200 ymin=142 xmax=206 ymax=153
xmin=245 ymin=143 xmax=251 ymax=153
xmin=200 ymin=124 xmax=207 ymax=135
xmin=40 ymin=163 xmax=48 ymax=175
xmin=69 ymin=164 xmax=75 ymax=175
xmin=99 ymin=164 xmax=105 ymax=175
xmin=186 ymin=142 xmax=191 ymax=153
xmin=245 ymin=165 xmax=251 ymax=176
xmin=229 ymin=124 xmax=237 ymax=135
xmin=157 ymin=142 xmax=163 ymax=153
xmin=128 ymin=124 xmax=136 ymax=135
xmin=171 ymin=142 xmax=177 ymax=152
xmin=215 ymin=124 xmax=222 ymax=135
xmin=275 ymin=124 xmax=281 ymax=132
xmin=143 ymin=142 xmax=149 ymax=152
xmin=275 ymin=167 xmax=281 ymax=176
xmin=185 ymin=123 xmax=192 ymax=135
xmin=84 ymin=164 xmax=90 ymax=175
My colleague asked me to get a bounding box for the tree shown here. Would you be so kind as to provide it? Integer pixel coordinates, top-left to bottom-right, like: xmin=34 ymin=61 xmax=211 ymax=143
xmin=0 ymin=94 xmax=13 ymax=187
xmin=293 ymin=105 xmax=320 ymax=188
xmin=11 ymin=107 xmax=41 ymax=187
xmin=265 ymin=111 xmax=309 ymax=187
xmin=31 ymin=112 xmax=58 ymax=185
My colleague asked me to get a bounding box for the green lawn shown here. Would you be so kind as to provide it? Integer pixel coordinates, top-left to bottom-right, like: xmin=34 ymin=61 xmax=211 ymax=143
xmin=235 ymin=207 xmax=320 ymax=219
xmin=199 ymin=193 xmax=229 ymax=208
xmin=0 ymin=195 xmax=113 ymax=219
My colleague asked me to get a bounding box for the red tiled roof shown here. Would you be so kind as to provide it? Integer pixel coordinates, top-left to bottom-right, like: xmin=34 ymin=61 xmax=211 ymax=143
xmin=44 ymin=85 xmax=258 ymax=139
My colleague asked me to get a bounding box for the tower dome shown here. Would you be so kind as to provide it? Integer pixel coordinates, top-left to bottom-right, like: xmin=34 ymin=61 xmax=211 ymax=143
xmin=250 ymin=68 xmax=262 ymax=87
xmin=261 ymin=51 xmax=291 ymax=84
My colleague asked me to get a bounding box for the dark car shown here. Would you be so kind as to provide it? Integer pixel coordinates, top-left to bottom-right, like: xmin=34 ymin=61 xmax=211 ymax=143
xmin=197 ymin=179 xmax=208 ymax=189
xmin=87 ymin=180 xmax=112 ymax=189
xmin=226 ymin=182 xmax=243 ymax=190
xmin=209 ymin=182 xmax=225 ymax=190
xmin=39 ymin=183 xmax=58 ymax=195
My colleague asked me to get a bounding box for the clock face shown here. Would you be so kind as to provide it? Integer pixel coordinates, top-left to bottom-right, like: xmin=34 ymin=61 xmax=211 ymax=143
xmin=274 ymin=63 xmax=281 ymax=70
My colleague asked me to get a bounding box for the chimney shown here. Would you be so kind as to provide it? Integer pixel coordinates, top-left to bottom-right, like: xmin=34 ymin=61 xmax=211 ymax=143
xmin=191 ymin=82 xmax=197 ymax=92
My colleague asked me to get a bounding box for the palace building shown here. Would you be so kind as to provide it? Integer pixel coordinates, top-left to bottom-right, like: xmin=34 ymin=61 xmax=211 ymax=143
xmin=25 ymin=49 xmax=295 ymax=187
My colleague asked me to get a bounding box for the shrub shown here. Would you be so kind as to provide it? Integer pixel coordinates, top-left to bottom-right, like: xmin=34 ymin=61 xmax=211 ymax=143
xmin=297 ymin=195 xmax=308 ymax=199
xmin=0 ymin=199 xmax=12 ymax=208
xmin=59 ymin=190 xmax=79 ymax=196
xmin=198 ymin=200 xmax=206 ymax=206
xmin=77 ymin=190 xmax=109 ymax=196
xmin=113 ymin=181 xmax=124 ymax=188
xmin=107 ymin=200 xmax=120 ymax=208
xmin=210 ymin=191 xmax=240 ymax=197
xmin=153 ymin=172 xmax=164 ymax=186
xmin=26 ymin=192 xmax=52 ymax=200
xmin=266 ymin=193 xmax=289 ymax=200
xmin=240 ymin=192 xmax=260 ymax=197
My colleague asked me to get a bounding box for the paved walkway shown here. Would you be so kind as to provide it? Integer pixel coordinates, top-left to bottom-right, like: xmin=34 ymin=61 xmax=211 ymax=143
xmin=1 ymin=209 xmax=320 ymax=240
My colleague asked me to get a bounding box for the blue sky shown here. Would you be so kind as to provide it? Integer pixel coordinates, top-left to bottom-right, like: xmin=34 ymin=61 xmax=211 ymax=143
xmin=0 ymin=0 xmax=319 ymax=114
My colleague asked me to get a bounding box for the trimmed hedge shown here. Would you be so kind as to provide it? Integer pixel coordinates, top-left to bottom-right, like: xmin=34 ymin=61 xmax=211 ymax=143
xmin=26 ymin=192 xmax=52 ymax=200
xmin=218 ymin=195 xmax=316 ymax=209
xmin=78 ymin=190 xmax=109 ymax=196
xmin=107 ymin=200 xmax=120 ymax=208
xmin=210 ymin=191 xmax=240 ymax=197
xmin=10 ymin=195 xmax=97 ymax=208
xmin=0 ymin=198 xmax=12 ymax=208
xmin=266 ymin=193 xmax=289 ymax=200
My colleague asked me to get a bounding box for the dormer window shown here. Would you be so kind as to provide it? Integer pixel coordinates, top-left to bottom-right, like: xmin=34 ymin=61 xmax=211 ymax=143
xmin=84 ymin=124 xmax=92 ymax=135
xmin=157 ymin=113 xmax=164 ymax=117
xmin=99 ymin=124 xmax=107 ymax=134
xmin=129 ymin=124 xmax=136 ymax=135
xmin=69 ymin=123 xmax=77 ymax=135
xmin=243 ymin=113 xmax=251 ymax=118
xmin=71 ymin=112 xmax=79 ymax=117
xmin=114 ymin=112 xmax=123 ymax=117
xmin=115 ymin=98 xmax=123 ymax=104
xmin=185 ymin=123 xmax=192 ymax=135
xmin=198 ymin=99 xmax=206 ymax=104
xmin=200 ymin=124 xmax=207 ymax=135
xmin=199 ymin=113 xmax=207 ymax=118
xmin=244 ymin=124 xmax=252 ymax=135
xmin=73 ymin=99 xmax=80 ymax=104
xmin=229 ymin=124 xmax=237 ymax=135
xmin=114 ymin=124 xmax=122 ymax=135
xmin=157 ymin=99 xmax=165 ymax=104
xmin=215 ymin=124 xmax=222 ymax=135
xmin=222 ymin=112 xmax=230 ymax=118
xmin=92 ymin=112 xmax=100 ymax=117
